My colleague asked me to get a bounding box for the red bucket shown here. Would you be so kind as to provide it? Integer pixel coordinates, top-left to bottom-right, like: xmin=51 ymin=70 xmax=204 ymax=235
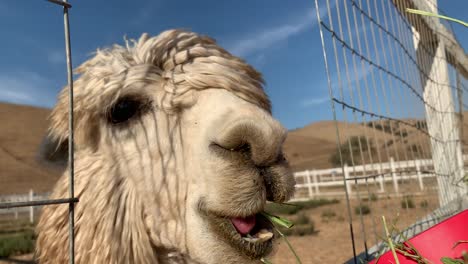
xmin=369 ymin=210 xmax=468 ymax=263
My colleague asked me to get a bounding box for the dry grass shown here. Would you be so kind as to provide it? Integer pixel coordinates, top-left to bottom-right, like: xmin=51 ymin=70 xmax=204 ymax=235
xmin=0 ymin=103 xmax=62 ymax=195
xmin=269 ymin=194 xmax=439 ymax=263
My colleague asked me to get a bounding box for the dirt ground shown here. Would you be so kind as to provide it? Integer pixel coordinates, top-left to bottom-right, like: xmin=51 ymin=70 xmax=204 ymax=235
xmin=269 ymin=194 xmax=439 ymax=264
xmin=0 ymin=194 xmax=439 ymax=264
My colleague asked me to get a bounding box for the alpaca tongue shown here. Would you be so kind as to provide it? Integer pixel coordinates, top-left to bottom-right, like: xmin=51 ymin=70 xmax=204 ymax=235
xmin=231 ymin=215 xmax=256 ymax=235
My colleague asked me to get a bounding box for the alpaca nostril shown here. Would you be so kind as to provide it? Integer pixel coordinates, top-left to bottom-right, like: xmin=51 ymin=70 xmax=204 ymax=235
xmin=212 ymin=119 xmax=286 ymax=166
xmin=210 ymin=141 xmax=253 ymax=162
xmin=230 ymin=142 xmax=251 ymax=155
xmin=259 ymin=167 xmax=275 ymax=201
xmin=258 ymin=153 xmax=294 ymax=203
xmin=218 ymin=141 xmax=250 ymax=153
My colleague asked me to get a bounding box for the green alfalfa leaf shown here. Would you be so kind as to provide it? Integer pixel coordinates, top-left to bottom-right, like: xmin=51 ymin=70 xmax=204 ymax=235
xmin=440 ymin=257 xmax=464 ymax=264
xmin=261 ymin=212 xmax=294 ymax=229
xmin=261 ymin=210 xmax=301 ymax=264
xmin=275 ymin=226 xmax=302 ymax=264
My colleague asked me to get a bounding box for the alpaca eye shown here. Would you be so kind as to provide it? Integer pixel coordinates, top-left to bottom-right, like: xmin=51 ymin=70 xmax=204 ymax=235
xmin=108 ymin=98 xmax=141 ymax=124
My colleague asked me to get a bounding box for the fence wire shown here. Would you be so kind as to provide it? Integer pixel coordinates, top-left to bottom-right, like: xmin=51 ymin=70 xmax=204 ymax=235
xmin=315 ymin=0 xmax=468 ymax=262
xmin=0 ymin=1 xmax=78 ymax=263
xmin=1 ymin=0 xmax=467 ymax=263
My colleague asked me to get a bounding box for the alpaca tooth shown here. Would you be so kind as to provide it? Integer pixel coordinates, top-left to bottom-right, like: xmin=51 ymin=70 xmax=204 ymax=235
xmin=242 ymin=229 xmax=273 ymax=243
xmin=255 ymin=229 xmax=274 ymax=241
xmin=243 ymin=236 xmax=259 ymax=243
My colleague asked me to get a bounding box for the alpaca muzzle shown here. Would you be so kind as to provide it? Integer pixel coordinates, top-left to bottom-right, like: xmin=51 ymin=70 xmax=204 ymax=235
xmin=211 ymin=117 xmax=295 ymax=203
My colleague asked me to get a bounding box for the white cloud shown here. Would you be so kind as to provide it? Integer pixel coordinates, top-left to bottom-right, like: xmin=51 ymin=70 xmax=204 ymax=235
xmin=1 ymin=89 xmax=34 ymax=103
xmin=302 ymin=68 xmax=372 ymax=107
xmin=47 ymin=50 xmax=65 ymax=65
xmin=252 ymin=53 xmax=267 ymax=68
xmin=326 ymin=65 xmax=372 ymax=92
xmin=301 ymin=96 xmax=329 ymax=107
xmin=229 ymin=19 xmax=312 ymax=57
xmin=228 ymin=3 xmax=333 ymax=57
xmin=0 ymin=71 xmax=55 ymax=107
xmin=130 ymin=1 xmax=160 ymax=27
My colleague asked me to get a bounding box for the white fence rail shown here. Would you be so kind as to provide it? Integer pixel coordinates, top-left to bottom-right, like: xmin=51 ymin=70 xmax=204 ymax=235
xmin=291 ymin=156 xmax=459 ymax=201
xmin=0 ymin=190 xmax=49 ymax=223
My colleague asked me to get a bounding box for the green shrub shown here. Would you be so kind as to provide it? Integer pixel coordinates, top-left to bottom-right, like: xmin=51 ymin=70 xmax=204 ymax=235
xmin=354 ymin=204 xmax=371 ymax=215
xmin=292 ymin=198 xmax=339 ymax=210
xmin=295 ymin=213 xmax=311 ymax=225
xmin=0 ymin=220 xmax=34 ymax=232
xmin=292 ymin=224 xmax=315 ymax=236
xmin=401 ymin=196 xmax=415 ymax=209
xmin=321 ymin=209 xmax=336 ymax=219
xmin=420 ymin=200 xmax=429 ymax=208
xmin=265 ymin=203 xmax=300 ymax=215
xmin=363 ymin=193 xmax=378 ymax=202
xmin=265 ymin=198 xmax=339 ymax=215
xmin=0 ymin=230 xmax=35 ymax=257
xmin=280 ymin=219 xmax=316 ymax=236
xmin=329 ymin=136 xmax=376 ymax=167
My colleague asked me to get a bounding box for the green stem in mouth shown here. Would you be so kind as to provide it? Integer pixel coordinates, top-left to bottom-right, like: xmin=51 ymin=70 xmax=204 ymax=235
xmin=260 ymin=212 xmax=294 ymax=229
xmin=261 ymin=211 xmax=301 ymax=264
xmin=275 ymin=227 xmax=302 ymax=264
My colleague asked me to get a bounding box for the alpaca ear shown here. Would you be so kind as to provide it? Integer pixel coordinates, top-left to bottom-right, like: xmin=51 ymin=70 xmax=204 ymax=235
xmin=36 ymin=135 xmax=68 ymax=170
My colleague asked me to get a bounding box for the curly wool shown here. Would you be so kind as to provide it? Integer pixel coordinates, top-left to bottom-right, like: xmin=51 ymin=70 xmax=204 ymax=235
xmin=47 ymin=30 xmax=270 ymax=147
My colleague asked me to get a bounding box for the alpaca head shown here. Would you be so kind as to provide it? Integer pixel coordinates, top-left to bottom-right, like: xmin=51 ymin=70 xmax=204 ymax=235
xmin=36 ymin=30 xmax=295 ymax=264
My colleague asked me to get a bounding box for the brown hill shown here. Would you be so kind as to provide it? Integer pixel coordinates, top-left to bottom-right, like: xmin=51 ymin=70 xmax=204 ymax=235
xmin=1 ymin=101 xmax=467 ymax=194
xmin=0 ymin=102 xmax=61 ymax=195
xmin=283 ymin=116 xmax=468 ymax=171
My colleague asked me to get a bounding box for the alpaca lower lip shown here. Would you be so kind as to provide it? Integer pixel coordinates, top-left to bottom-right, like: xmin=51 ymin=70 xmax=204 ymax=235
xmin=203 ymin=211 xmax=275 ymax=259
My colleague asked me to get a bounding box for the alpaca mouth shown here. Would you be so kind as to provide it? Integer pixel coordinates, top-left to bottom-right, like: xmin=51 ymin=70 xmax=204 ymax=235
xmin=212 ymin=213 xmax=274 ymax=259
xmin=198 ymin=203 xmax=275 ymax=259
xmin=229 ymin=214 xmax=274 ymax=243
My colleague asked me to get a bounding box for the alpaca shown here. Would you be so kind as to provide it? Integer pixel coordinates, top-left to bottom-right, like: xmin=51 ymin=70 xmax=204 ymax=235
xmin=36 ymin=30 xmax=296 ymax=264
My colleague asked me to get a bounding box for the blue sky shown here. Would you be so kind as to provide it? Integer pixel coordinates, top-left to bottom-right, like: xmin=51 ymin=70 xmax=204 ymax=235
xmin=0 ymin=0 xmax=466 ymax=130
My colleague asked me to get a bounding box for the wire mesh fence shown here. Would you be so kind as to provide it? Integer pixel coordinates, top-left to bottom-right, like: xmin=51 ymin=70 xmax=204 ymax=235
xmin=314 ymin=0 xmax=468 ymax=262
xmin=0 ymin=0 xmax=77 ymax=263
xmin=0 ymin=0 xmax=467 ymax=263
